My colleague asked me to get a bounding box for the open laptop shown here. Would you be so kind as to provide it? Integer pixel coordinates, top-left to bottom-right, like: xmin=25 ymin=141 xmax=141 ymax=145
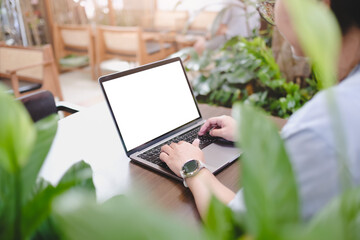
xmin=99 ymin=57 xmax=241 ymax=181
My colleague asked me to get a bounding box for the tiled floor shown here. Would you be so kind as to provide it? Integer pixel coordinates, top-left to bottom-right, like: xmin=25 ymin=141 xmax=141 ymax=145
xmin=59 ymin=60 xmax=133 ymax=107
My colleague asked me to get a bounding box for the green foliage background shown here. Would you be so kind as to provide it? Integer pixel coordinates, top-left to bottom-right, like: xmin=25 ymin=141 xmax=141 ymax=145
xmin=175 ymin=37 xmax=318 ymax=118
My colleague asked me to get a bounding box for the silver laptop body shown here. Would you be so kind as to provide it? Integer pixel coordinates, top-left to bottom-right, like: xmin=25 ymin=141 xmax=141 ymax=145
xmin=99 ymin=57 xmax=241 ymax=181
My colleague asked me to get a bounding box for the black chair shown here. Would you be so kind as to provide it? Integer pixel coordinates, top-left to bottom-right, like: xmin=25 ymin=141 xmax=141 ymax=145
xmin=18 ymin=90 xmax=79 ymax=122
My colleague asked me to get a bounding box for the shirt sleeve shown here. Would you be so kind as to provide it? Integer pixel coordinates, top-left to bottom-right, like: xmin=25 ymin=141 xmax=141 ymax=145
xmin=227 ymin=188 xmax=246 ymax=214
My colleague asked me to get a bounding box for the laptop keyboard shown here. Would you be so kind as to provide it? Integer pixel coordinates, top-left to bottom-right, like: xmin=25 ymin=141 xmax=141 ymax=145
xmin=138 ymin=126 xmax=216 ymax=169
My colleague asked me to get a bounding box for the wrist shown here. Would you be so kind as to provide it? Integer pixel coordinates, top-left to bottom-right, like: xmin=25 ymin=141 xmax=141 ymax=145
xmin=185 ymin=168 xmax=211 ymax=189
xmin=180 ymin=159 xmax=206 ymax=188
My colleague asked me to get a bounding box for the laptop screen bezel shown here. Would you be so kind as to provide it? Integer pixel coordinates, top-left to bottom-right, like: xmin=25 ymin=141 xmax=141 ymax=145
xmin=99 ymin=57 xmax=203 ymax=156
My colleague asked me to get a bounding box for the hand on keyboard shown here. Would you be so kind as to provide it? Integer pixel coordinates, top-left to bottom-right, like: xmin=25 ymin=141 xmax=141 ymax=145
xmin=198 ymin=116 xmax=237 ymax=142
xmin=138 ymin=126 xmax=216 ymax=170
xmin=159 ymin=139 xmax=205 ymax=177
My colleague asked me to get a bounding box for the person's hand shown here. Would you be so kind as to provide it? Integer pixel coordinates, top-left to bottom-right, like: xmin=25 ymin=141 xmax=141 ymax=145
xmin=198 ymin=115 xmax=237 ymax=142
xmin=159 ymin=139 xmax=204 ymax=177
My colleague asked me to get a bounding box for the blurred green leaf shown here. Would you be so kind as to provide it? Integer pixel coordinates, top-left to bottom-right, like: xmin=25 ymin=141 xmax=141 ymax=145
xmin=285 ymin=0 xmax=341 ymax=89
xmin=306 ymin=188 xmax=360 ymax=240
xmin=0 ymin=89 xmax=36 ymax=239
xmin=22 ymin=161 xmax=95 ymax=239
xmin=0 ymin=165 xmax=15 ymax=240
xmin=204 ymin=196 xmax=245 ymax=240
xmin=21 ymin=114 xmax=58 ymax=204
xmin=31 ymin=216 xmax=62 ymax=240
xmin=53 ymin=192 xmax=204 ymax=240
xmin=0 ymin=88 xmax=36 ymax=173
xmin=286 ymin=0 xmax=351 ymax=190
xmin=233 ymin=103 xmax=300 ymax=239
xmin=57 ymin=160 xmax=95 ymax=192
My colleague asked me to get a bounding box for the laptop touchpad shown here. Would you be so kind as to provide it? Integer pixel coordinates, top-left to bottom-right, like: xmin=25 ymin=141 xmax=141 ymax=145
xmin=202 ymin=143 xmax=241 ymax=172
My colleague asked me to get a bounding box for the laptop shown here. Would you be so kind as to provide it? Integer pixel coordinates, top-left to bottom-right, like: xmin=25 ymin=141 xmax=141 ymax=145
xmin=99 ymin=57 xmax=241 ymax=181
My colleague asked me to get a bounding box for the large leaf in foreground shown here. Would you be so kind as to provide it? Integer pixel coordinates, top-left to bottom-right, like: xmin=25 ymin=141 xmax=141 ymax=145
xmin=0 ymin=88 xmax=35 ymax=173
xmin=204 ymin=196 xmax=245 ymax=240
xmin=53 ymin=192 xmax=204 ymax=240
xmin=306 ymin=187 xmax=360 ymax=240
xmin=233 ymin=103 xmax=300 ymax=239
xmin=22 ymin=161 xmax=95 ymax=239
xmin=21 ymin=114 xmax=58 ymax=204
xmin=0 ymin=89 xmax=36 ymax=239
xmin=285 ymin=0 xmax=341 ymax=89
xmin=0 ymin=166 xmax=15 ymax=239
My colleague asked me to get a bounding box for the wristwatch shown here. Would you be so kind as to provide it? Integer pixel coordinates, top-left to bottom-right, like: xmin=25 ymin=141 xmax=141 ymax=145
xmin=180 ymin=159 xmax=206 ymax=188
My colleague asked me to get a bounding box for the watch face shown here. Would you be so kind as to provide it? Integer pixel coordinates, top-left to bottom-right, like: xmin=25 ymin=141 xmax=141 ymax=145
xmin=183 ymin=160 xmax=199 ymax=174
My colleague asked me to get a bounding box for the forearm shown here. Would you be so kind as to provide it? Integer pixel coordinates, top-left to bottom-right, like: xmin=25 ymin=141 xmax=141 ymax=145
xmin=186 ymin=169 xmax=236 ymax=219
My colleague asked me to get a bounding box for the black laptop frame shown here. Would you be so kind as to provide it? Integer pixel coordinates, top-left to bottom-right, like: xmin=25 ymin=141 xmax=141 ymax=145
xmin=99 ymin=57 xmax=203 ymax=156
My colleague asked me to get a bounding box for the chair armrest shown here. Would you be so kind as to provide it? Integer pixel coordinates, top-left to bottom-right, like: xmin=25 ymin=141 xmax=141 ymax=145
xmin=56 ymin=101 xmax=84 ymax=114
xmin=6 ymin=60 xmax=53 ymax=75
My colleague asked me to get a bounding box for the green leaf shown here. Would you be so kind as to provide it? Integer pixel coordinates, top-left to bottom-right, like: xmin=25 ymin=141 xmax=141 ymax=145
xmin=229 ymin=69 xmax=254 ymax=84
xmin=222 ymin=36 xmax=240 ymax=49
xmin=53 ymin=192 xmax=204 ymax=240
xmin=285 ymin=0 xmax=341 ymax=89
xmin=306 ymin=187 xmax=360 ymax=240
xmin=233 ymin=104 xmax=300 ymax=239
xmin=21 ymin=114 xmax=58 ymax=204
xmin=0 ymin=165 xmax=15 ymax=240
xmin=57 ymin=160 xmax=95 ymax=192
xmin=193 ymin=75 xmax=212 ymax=96
xmin=204 ymin=196 xmax=245 ymax=240
xmin=31 ymin=216 xmax=62 ymax=240
xmin=0 ymin=88 xmax=36 ymax=239
xmin=0 ymin=88 xmax=36 ymax=173
xmin=21 ymin=161 xmax=95 ymax=239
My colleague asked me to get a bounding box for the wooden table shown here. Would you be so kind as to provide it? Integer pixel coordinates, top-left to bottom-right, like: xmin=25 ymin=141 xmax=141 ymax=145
xmin=40 ymin=102 xmax=286 ymax=224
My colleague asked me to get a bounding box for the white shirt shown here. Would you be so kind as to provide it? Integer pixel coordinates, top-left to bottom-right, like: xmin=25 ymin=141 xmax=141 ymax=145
xmin=228 ymin=64 xmax=360 ymax=220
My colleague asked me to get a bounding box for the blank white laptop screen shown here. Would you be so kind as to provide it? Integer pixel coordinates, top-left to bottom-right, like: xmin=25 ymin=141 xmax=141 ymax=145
xmin=102 ymin=61 xmax=200 ymax=151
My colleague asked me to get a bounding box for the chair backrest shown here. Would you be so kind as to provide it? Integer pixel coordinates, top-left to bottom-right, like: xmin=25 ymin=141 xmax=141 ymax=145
xmin=100 ymin=26 xmax=141 ymax=55
xmin=0 ymin=45 xmax=43 ymax=80
xmin=18 ymin=90 xmax=58 ymax=122
xmin=0 ymin=44 xmax=63 ymax=100
xmin=189 ymin=11 xmax=218 ymax=32
xmin=54 ymin=24 xmax=92 ymax=50
xmin=53 ymin=24 xmax=97 ymax=80
xmin=153 ymin=11 xmax=188 ymax=32
xmin=95 ymin=25 xmax=169 ymax=74
xmin=96 ymin=26 xmax=144 ymax=63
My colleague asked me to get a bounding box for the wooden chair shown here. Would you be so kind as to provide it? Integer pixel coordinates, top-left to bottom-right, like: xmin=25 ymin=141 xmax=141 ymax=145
xmin=187 ymin=11 xmax=218 ymax=36
xmin=53 ymin=24 xmax=96 ymax=80
xmin=95 ymin=26 xmax=175 ymax=77
xmin=142 ymin=10 xmax=189 ymax=33
xmin=0 ymin=44 xmax=63 ymax=100
xmin=18 ymin=90 xmax=79 ymax=122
